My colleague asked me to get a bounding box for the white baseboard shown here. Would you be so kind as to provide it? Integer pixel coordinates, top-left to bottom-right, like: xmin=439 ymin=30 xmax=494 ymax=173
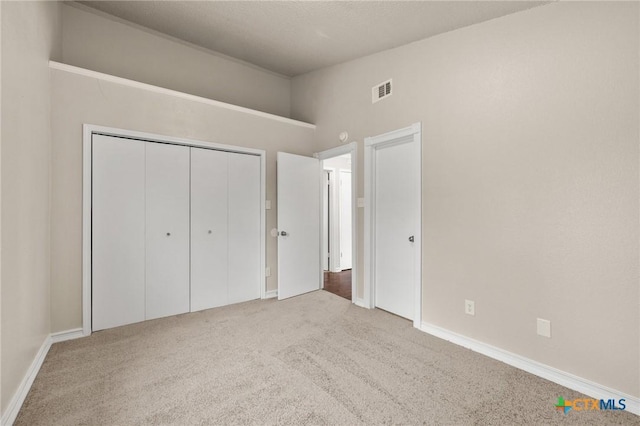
xmin=2 ymin=328 xmax=86 ymax=425
xmin=354 ymin=298 xmax=368 ymax=308
xmin=264 ymin=289 xmax=278 ymax=299
xmin=1 ymin=336 xmax=52 ymax=426
xmin=50 ymin=328 xmax=85 ymax=343
xmin=420 ymin=322 xmax=639 ymax=416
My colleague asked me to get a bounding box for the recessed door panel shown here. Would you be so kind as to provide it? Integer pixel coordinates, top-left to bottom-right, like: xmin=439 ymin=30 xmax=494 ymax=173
xmin=228 ymin=152 xmax=261 ymax=304
xmin=92 ymin=134 xmax=146 ymax=331
xmin=190 ymin=147 xmax=229 ymax=311
xmin=145 ymin=143 xmax=190 ymax=320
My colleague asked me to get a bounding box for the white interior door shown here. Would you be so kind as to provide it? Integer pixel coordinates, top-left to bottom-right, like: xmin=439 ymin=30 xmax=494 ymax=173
xmin=374 ymin=140 xmax=420 ymax=320
xmin=92 ymin=135 xmax=145 ymax=331
xmin=227 ymin=152 xmax=261 ymax=304
xmin=190 ymin=147 xmax=228 ymax=311
xmin=145 ymin=142 xmax=190 ymax=320
xmin=277 ymin=152 xmax=320 ymax=299
xmin=339 ymin=171 xmax=353 ymax=270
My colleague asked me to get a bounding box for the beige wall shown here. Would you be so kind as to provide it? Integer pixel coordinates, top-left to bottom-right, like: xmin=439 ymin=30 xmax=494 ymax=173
xmin=0 ymin=0 xmax=3 ymax=410
xmin=291 ymin=2 xmax=639 ymax=397
xmin=50 ymin=70 xmax=314 ymax=333
xmin=1 ymin=0 xmax=61 ymax=413
xmin=62 ymin=4 xmax=291 ymax=118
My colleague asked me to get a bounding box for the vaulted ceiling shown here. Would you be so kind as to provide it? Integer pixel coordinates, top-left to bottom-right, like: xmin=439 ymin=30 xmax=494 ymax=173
xmin=79 ymin=1 xmax=549 ymax=77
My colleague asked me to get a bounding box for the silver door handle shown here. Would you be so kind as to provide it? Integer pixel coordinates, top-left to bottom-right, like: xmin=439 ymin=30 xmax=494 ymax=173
xmin=280 ymin=231 xmax=288 ymax=236
xmin=408 ymin=236 xmax=414 ymax=242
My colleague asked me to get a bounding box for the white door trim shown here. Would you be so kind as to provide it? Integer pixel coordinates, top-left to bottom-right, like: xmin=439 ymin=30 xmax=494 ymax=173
xmin=316 ymin=142 xmax=358 ymax=303
xmin=82 ymin=124 xmax=266 ymax=336
xmin=364 ymin=123 xmax=422 ymax=328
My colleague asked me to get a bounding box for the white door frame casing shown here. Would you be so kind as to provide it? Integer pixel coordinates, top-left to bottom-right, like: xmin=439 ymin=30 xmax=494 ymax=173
xmin=82 ymin=124 xmax=267 ymax=336
xmin=322 ymin=169 xmax=331 ymax=272
xmin=364 ymin=123 xmax=422 ymax=328
xmin=316 ymin=142 xmax=358 ymax=303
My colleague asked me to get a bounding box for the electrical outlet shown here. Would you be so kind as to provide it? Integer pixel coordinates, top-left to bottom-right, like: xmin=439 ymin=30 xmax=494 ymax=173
xmin=537 ymin=318 xmax=551 ymax=338
xmin=465 ymin=300 xmax=475 ymax=316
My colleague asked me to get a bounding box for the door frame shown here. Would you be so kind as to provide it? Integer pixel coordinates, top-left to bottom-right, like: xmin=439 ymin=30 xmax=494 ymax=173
xmin=322 ymin=169 xmax=331 ymax=272
xmin=316 ymin=142 xmax=357 ymax=303
xmin=82 ymin=124 xmax=266 ymax=336
xmin=364 ymin=123 xmax=422 ymax=328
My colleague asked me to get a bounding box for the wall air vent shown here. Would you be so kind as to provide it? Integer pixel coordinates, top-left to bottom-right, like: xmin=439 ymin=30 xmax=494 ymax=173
xmin=372 ymin=79 xmax=392 ymax=103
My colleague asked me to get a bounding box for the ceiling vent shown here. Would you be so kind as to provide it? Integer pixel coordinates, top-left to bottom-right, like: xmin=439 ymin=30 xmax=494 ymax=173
xmin=372 ymin=79 xmax=392 ymax=103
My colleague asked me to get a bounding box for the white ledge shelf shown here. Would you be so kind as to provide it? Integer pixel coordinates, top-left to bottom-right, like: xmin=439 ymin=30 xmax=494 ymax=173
xmin=49 ymin=61 xmax=316 ymax=130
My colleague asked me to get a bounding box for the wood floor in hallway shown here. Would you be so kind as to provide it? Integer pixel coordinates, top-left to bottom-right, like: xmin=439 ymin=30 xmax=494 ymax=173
xmin=323 ymin=270 xmax=351 ymax=300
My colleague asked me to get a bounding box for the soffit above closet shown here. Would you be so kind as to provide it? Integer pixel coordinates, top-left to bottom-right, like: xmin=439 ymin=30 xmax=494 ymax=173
xmin=76 ymin=1 xmax=549 ymax=77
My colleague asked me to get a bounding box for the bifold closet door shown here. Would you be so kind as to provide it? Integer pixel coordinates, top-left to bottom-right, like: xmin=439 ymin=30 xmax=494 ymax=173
xmin=92 ymin=135 xmax=146 ymax=331
xmin=191 ymin=148 xmax=261 ymax=310
xmin=190 ymin=148 xmax=228 ymax=311
xmin=145 ymin=143 xmax=190 ymax=320
xmin=227 ymin=152 xmax=261 ymax=304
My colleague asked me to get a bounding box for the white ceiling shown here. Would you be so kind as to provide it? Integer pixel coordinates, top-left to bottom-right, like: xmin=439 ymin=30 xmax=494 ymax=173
xmin=78 ymin=1 xmax=549 ymax=77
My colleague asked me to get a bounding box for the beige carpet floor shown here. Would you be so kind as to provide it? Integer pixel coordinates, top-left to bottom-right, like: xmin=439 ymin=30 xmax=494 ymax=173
xmin=16 ymin=290 xmax=638 ymax=425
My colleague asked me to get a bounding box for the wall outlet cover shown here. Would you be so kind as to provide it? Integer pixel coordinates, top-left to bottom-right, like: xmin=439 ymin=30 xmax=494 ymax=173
xmin=537 ymin=318 xmax=551 ymax=338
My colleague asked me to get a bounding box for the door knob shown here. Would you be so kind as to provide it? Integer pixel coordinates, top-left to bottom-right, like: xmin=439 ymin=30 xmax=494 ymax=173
xmin=408 ymin=235 xmax=414 ymax=242
xmin=208 ymin=230 xmax=212 ymax=234
xmin=280 ymin=231 xmax=288 ymax=236
xmin=166 ymin=232 xmax=171 ymax=237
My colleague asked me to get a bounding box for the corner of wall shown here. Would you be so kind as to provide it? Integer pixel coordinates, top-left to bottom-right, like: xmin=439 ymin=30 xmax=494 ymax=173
xmin=1 ymin=0 xmax=62 ymax=416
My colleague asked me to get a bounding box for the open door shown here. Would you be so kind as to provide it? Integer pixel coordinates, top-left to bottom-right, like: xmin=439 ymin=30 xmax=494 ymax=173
xmin=277 ymin=152 xmax=321 ymax=299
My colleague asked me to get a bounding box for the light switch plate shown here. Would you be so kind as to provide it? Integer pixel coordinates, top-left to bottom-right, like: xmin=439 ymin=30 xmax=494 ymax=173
xmin=265 ymin=200 xmax=271 ymax=210
xmin=465 ymin=300 xmax=475 ymax=316
xmin=357 ymin=198 xmax=365 ymax=208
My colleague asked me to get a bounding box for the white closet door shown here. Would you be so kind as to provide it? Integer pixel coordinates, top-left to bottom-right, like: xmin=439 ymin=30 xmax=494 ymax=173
xmin=92 ymin=135 xmax=145 ymax=331
xmin=228 ymin=152 xmax=261 ymax=304
xmin=190 ymin=148 xmax=228 ymax=311
xmin=145 ymin=143 xmax=190 ymax=320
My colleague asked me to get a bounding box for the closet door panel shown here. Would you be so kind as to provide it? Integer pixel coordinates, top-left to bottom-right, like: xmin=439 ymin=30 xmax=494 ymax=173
xmin=92 ymin=135 xmax=146 ymax=331
xmin=190 ymin=148 xmax=228 ymax=311
xmin=228 ymin=152 xmax=261 ymax=304
xmin=145 ymin=143 xmax=190 ymax=320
